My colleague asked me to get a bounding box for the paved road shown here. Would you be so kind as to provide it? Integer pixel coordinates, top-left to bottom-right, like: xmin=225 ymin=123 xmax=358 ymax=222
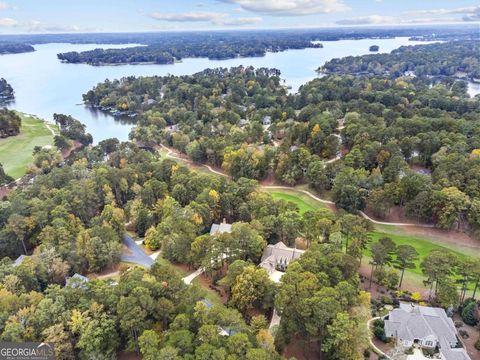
xmin=268 ymin=309 xmax=281 ymax=336
xmin=121 ymin=234 xmax=154 ymax=268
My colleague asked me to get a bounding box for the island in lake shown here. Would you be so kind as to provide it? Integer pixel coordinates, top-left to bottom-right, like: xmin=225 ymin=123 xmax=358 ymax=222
xmin=0 ymin=42 xmax=34 ymax=55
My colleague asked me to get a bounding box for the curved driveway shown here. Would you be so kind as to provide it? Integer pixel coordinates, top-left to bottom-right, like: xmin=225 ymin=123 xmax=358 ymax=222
xmin=121 ymin=234 xmax=154 ymax=268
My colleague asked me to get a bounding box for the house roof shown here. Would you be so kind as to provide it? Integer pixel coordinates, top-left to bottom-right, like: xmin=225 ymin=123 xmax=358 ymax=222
xmin=209 ymin=219 xmax=232 ymax=235
xmin=13 ymin=255 xmax=27 ymax=267
xmin=201 ymin=299 xmax=213 ymax=309
xmin=384 ymin=303 xmax=471 ymax=360
xmin=259 ymin=241 xmax=305 ymax=276
xmin=66 ymin=273 xmax=89 ymax=288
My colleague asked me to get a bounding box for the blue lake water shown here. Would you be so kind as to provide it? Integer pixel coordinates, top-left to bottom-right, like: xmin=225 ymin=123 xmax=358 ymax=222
xmin=0 ymin=37 xmax=438 ymax=143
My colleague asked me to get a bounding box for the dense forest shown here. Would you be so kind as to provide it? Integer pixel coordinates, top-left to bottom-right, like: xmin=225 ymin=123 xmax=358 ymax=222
xmin=0 ymin=42 xmax=34 ymax=55
xmin=1 ymin=33 xmax=480 ymax=358
xmin=0 ymin=78 xmax=14 ymax=101
xmin=52 ymin=26 xmax=479 ymax=65
xmin=0 ymin=141 xmax=375 ymax=358
xmin=57 ymin=34 xmax=323 ymax=65
xmin=321 ymin=41 xmax=480 ymax=79
xmin=84 ymin=56 xmax=480 ymax=236
xmin=0 ymin=108 xmax=21 ymax=138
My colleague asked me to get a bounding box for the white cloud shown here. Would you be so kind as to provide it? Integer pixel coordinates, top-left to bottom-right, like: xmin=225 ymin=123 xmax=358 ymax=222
xmin=26 ymin=20 xmax=84 ymax=32
xmin=404 ymin=6 xmax=480 ymax=17
xmin=217 ymin=0 xmax=350 ymax=16
xmin=0 ymin=17 xmax=16 ymax=27
xmin=149 ymin=11 xmax=261 ymax=26
xmin=337 ymin=6 xmax=480 ymax=25
xmin=0 ymin=2 xmax=8 ymax=11
xmin=336 ymin=15 xmax=396 ymax=25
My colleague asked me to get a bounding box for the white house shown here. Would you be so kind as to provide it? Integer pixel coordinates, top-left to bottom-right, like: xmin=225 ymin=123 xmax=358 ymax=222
xmin=384 ymin=303 xmax=471 ymax=360
xmin=259 ymin=242 xmax=304 ymax=283
xmin=209 ymin=219 xmax=232 ymax=236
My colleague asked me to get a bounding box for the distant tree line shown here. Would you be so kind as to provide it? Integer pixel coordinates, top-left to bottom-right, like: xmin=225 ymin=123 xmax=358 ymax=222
xmin=2 ymin=25 xmax=477 ymax=46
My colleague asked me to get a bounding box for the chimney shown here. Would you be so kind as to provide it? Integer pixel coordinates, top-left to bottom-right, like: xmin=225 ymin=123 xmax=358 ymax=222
xmin=222 ymin=218 xmax=226 ymax=224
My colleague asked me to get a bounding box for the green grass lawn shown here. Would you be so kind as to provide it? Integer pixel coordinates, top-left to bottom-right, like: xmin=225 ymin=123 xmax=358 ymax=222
xmin=0 ymin=113 xmax=57 ymax=179
xmin=265 ymin=189 xmax=332 ymax=214
xmin=192 ymin=277 xmax=225 ymax=306
xmin=367 ymin=231 xmax=477 ymax=277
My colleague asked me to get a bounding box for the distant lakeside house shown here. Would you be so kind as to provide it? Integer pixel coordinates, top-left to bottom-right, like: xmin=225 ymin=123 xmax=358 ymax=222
xmin=384 ymin=303 xmax=471 ymax=360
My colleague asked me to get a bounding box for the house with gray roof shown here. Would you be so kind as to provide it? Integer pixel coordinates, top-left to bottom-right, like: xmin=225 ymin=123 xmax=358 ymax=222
xmin=66 ymin=273 xmax=89 ymax=288
xmin=13 ymin=255 xmax=28 ymax=267
xmin=209 ymin=219 xmax=232 ymax=236
xmin=259 ymin=242 xmax=305 ymax=282
xmin=199 ymin=299 xmax=238 ymax=337
xmin=384 ymin=303 xmax=470 ymax=360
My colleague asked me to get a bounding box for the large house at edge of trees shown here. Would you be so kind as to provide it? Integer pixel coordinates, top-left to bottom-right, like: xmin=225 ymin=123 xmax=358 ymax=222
xmin=384 ymin=303 xmax=471 ymax=360
xmin=260 ymin=242 xmax=305 ymax=283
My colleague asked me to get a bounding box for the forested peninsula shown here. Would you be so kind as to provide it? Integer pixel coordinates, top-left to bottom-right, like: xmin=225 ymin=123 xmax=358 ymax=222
xmin=321 ymin=40 xmax=480 ymax=79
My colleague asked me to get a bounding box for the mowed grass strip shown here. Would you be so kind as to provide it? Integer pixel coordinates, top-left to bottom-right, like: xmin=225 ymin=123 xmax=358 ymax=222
xmin=266 ymin=189 xmax=332 ymax=214
xmin=0 ymin=113 xmax=56 ymax=179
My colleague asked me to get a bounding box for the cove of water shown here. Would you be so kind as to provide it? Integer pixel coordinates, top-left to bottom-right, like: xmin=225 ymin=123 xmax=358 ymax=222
xmin=0 ymin=37 xmax=442 ymax=143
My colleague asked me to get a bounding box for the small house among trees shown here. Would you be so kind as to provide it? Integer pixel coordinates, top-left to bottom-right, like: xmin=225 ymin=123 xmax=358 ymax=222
xmin=209 ymin=219 xmax=232 ymax=235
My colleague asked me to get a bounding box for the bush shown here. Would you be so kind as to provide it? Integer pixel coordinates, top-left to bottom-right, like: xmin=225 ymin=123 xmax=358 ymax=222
xmin=363 ymin=348 xmax=371 ymax=358
xmin=475 ymin=338 xmax=480 ymax=351
xmin=422 ymin=348 xmax=435 ymax=357
xmin=373 ymin=319 xmax=385 ymax=328
xmin=374 ymin=326 xmax=387 ymax=342
xmin=461 ymin=300 xmax=479 ymax=326
xmin=380 ymin=295 xmax=393 ymax=305
xmin=411 ymin=292 xmax=422 ymax=302
xmin=458 ymin=329 xmax=469 ymax=339
xmin=454 ymin=321 xmax=463 ymax=328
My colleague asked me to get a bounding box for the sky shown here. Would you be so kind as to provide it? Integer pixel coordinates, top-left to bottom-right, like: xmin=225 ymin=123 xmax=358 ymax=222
xmin=0 ymin=0 xmax=479 ymax=34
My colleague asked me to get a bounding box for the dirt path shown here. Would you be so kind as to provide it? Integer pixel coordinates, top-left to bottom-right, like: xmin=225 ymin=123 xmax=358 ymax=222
xmin=263 ymin=185 xmax=335 ymax=205
xmin=44 ymin=122 xmax=56 ymax=136
xmin=359 ymin=210 xmax=434 ymax=228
